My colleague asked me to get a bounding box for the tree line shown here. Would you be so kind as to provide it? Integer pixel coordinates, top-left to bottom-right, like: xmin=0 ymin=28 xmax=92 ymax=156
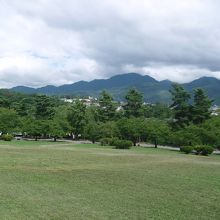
xmin=0 ymin=85 xmax=219 ymax=151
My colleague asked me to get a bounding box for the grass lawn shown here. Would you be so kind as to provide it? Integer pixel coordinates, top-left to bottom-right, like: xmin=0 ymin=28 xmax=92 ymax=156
xmin=0 ymin=140 xmax=219 ymax=220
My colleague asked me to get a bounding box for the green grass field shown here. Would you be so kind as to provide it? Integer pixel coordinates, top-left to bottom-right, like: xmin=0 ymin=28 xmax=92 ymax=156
xmin=0 ymin=140 xmax=219 ymax=220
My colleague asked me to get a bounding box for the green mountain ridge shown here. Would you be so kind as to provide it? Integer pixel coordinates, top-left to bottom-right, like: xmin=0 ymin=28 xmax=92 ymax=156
xmin=10 ymin=73 xmax=220 ymax=104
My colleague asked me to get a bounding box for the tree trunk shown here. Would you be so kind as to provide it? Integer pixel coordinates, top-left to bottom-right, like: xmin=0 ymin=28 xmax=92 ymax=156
xmin=54 ymin=137 xmax=57 ymax=142
xmin=35 ymin=136 xmax=38 ymax=141
xmin=71 ymin=133 xmax=74 ymax=140
xmin=75 ymin=134 xmax=79 ymax=140
xmin=154 ymin=138 xmax=158 ymax=148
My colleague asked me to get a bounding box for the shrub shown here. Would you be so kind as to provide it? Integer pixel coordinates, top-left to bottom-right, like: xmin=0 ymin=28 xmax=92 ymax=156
xmin=180 ymin=146 xmax=193 ymax=154
xmin=100 ymin=138 xmax=111 ymax=146
xmin=100 ymin=137 xmax=119 ymax=146
xmin=1 ymin=134 xmax=14 ymax=141
xmin=114 ymin=140 xmax=133 ymax=149
xmin=194 ymin=145 xmax=214 ymax=156
xmin=109 ymin=137 xmax=119 ymax=146
xmin=213 ymin=141 xmax=220 ymax=150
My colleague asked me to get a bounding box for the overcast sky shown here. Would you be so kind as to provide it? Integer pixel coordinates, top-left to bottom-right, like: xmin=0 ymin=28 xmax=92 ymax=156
xmin=1 ymin=0 xmax=220 ymax=88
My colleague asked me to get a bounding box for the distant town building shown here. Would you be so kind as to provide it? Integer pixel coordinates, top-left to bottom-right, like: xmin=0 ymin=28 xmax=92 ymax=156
xmin=211 ymin=105 xmax=219 ymax=116
xmin=61 ymin=96 xmax=98 ymax=106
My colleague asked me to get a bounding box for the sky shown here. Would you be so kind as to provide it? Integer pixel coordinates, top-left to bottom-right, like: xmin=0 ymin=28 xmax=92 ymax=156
xmin=1 ymin=0 xmax=220 ymax=88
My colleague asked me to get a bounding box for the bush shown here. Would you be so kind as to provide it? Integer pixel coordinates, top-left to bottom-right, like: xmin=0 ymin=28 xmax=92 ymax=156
xmin=1 ymin=134 xmax=14 ymax=141
xmin=109 ymin=137 xmax=119 ymax=146
xmin=114 ymin=140 xmax=133 ymax=149
xmin=100 ymin=137 xmax=119 ymax=146
xmin=100 ymin=138 xmax=111 ymax=146
xmin=213 ymin=141 xmax=220 ymax=150
xmin=168 ymin=128 xmax=202 ymax=147
xmin=180 ymin=146 xmax=194 ymax=154
xmin=194 ymin=145 xmax=214 ymax=156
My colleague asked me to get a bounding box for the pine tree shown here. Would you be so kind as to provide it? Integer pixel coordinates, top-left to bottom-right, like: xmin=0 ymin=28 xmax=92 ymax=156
xmin=98 ymin=91 xmax=116 ymax=122
xmin=192 ymin=88 xmax=213 ymax=124
xmin=124 ymin=88 xmax=143 ymax=117
xmin=169 ymin=84 xmax=191 ymax=129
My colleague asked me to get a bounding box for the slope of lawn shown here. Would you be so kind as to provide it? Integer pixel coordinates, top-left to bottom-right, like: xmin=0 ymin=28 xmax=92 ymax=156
xmin=0 ymin=140 xmax=219 ymax=220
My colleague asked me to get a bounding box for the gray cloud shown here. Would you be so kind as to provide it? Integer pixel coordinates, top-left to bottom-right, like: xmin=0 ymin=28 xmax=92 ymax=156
xmin=0 ymin=0 xmax=220 ymax=87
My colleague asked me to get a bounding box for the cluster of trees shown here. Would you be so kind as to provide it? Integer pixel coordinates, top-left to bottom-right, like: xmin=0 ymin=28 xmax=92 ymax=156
xmin=170 ymin=85 xmax=213 ymax=128
xmin=0 ymin=85 xmax=219 ymax=150
xmin=83 ymin=85 xmax=218 ymax=149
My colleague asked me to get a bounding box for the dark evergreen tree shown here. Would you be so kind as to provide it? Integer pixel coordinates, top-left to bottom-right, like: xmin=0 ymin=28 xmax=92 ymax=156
xmin=34 ymin=95 xmax=55 ymax=119
xmin=124 ymin=88 xmax=143 ymax=118
xmin=169 ymin=84 xmax=191 ymax=129
xmin=192 ymin=88 xmax=213 ymax=124
xmin=98 ymin=91 xmax=116 ymax=122
xmin=16 ymin=98 xmax=35 ymax=117
xmin=0 ymin=97 xmax=10 ymax=108
xmin=142 ymin=103 xmax=172 ymax=119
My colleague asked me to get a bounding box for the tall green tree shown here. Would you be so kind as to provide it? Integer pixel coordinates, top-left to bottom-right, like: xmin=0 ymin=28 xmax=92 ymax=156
xmin=34 ymin=95 xmax=55 ymax=119
xmin=124 ymin=88 xmax=143 ymax=118
xmin=192 ymin=88 xmax=213 ymax=124
xmin=83 ymin=122 xmax=101 ymax=143
xmin=0 ymin=108 xmax=20 ymax=133
xmin=98 ymin=91 xmax=116 ymax=122
xmin=67 ymin=100 xmax=87 ymax=139
xmin=86 ymin=105 xmax=99 ymax=122
xmin=169 ymin=84 xmax=191 ymax=129
xmin=117 ymin=118 xmax=143 ymax=146
xmin=99 ymin=121 xmax=119 ymax=139
xmin=0 ymin=97 xmax=10 ymax=108
xmin=16 ymin=98 xmax=35 ymax=117
xmin=142 ymin=103 xmax=172 ymax=119
xmin=22 ymin=118 xmax=49 ymax=141
xmin=49 ymin=106 xmax=70 ymax=141
xmin=142 ymin=118 xmax=171 ymax=148
xmin=49 ymin=119 xmax=68 ymax=141
xmin=201 ymin=116 xmax=220 ymax=147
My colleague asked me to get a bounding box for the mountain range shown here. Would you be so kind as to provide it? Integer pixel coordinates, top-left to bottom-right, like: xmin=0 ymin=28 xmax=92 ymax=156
xmin=11 ymin=73 xmax=220 ymax=104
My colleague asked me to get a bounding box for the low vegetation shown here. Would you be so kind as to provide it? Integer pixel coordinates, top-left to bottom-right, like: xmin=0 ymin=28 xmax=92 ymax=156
xmin=114 ymin=139 xmax=133 ymax=149
xmin=1 ymin=134 xmax=13 ymax=141
xmin=194 ymin=145 xmax=214 ymax=156
xmin=180 ymin=145 xmax=214 ymax=156
xmin=180 ymin=146 xmax=194 ymax=154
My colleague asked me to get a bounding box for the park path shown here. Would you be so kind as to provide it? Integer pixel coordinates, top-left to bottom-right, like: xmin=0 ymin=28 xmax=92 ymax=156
xmin=138 ymin=143 xmax=220 ymax=155
xmin=18 ymin=139 xmax=220 ymax=155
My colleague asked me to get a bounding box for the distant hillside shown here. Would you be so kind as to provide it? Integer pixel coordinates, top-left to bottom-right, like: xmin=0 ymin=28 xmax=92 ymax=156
xmin=183 ymin=77 xmax=220 ymax=104
xmin=11 ymin=73 xmax=220 ymax=104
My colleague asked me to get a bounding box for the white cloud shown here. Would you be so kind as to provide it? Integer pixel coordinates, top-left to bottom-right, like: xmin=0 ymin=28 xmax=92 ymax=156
xmin=122 ymin=63 xmax=220 ymax=83
xmin=0 ymin=0 xmax=220 ymax=87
